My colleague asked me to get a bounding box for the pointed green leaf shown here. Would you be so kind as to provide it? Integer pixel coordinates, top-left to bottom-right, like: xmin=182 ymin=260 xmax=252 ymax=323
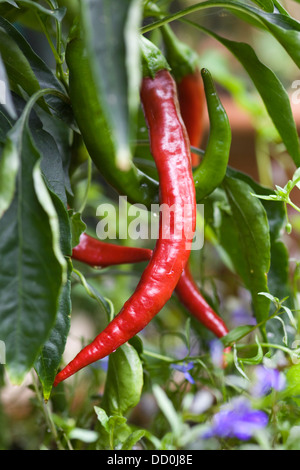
xmin=221 ymin=325 xmax=255 ymax=346
xmin=0 ymin=126 xmax=19 ymax=219
xmin=0 ymin=29 xmax=41 ymax=102
xmin=221 ymin=175 xmax=271 ymax=328
xmin=185 ymin=23 xmax=300 ymax=166
xmin=0 ymin=115 xmax=64 ymax=384
xmin=152 ymin=384 xmax=182 ymax=437
xmin=101 ymin=342 xmax=143 ymax=416
xmin=250 ymin=0 xmax=274 ymax=12
xmin=70 ymin=212 xmax=86 ymax=248
xmin=0 ymin=0 xmax=19 ymax=6
xmin=227 ymin=168 xmax=294 ymax=310
xmin=0 ymin=16 xmax=73 ymax=124
xmin=35 ymin=267 xmax=72 ymax=401
xmin=144 ymin=1 xmax=300 ymax=69
xmin=121 ymin=430 xmax=146 ymax=450
xmin=17 ymin=0 xmax=66 ymax=21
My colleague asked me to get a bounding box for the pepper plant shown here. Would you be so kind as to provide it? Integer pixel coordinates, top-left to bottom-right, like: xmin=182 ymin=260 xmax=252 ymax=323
xmin=0 ymin=0 xmax=300 ymax=451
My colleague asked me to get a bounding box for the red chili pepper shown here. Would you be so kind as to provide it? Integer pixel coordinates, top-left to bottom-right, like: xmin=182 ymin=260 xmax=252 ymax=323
xmin=175 ymin=263 xmax=228 ymax=338
xmin=72 ymin=232 xmax=152 ymax=268
xmin=54 ymin=68 xmax=196 ymax=386
xmin=160 ymin=24 xmax=205 ymax=167
xmin=72 ymin=233 xmax=229 ymax=340
xmin=177 ymin=70 xmax=205 ymax=167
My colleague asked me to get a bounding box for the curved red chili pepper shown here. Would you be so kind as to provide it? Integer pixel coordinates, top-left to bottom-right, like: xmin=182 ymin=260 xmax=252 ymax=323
xmin=72 ymin=233 xmax=229 ymax=341
xmin=175 ymin=263 xmax=228 ymax=338
xmin=54 ymin=70 xmax=196 ymax=386
xmin=72 ymin=232 xmax=153 ymax=267
xmin=177 ymin=69 xmax=205 ymax=167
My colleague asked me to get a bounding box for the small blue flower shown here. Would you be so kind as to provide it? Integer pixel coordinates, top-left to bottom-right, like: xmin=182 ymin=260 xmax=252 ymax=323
xmin=204 ymin=398 xmax=268 ymax=441
xmin=251 ymin=365 xmax=286 ymax=397
xmin=171 ymin=362 xmax=195 ymax=384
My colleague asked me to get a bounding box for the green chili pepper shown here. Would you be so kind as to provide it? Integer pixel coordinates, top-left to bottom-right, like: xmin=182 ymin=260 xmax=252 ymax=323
xmin=66 ymin=26 xmax=159 ymax=208
xmin=193 ymin=68 xmax=231 ymax=202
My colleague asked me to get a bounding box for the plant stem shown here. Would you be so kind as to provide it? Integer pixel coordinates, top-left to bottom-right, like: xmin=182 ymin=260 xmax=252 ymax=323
xmin=31 ymin=372 xmax=65 ymax=450
xmin=141 ymin=1 xmax=268 ymax=34
xmin=78 ymin=157 xmax=92 ymax=214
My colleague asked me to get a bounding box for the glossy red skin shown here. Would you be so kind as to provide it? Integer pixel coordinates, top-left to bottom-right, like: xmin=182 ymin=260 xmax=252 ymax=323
xmin=54 ymin=70 xmax=196 ymax=386
xmin=177 ymin=69 xmax=205 ymax=167
xmin=73 ymin=233 xmax=229 ymax=339
xmin=175 ymin=263 xmax=228 ymax=338
xmin=72 ymin=233 xmax=153 ymax=267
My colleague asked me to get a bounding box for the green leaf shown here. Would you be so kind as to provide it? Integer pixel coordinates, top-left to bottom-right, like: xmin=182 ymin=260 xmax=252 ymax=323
xmin=226 ymin=168 xmax=294 ymax=335
xmin=250 ymin=0 xmax=274 ymax=11
xmin=34 ymin=125 xmax=69 ymax=207
xmin=35 ymin=109 xmax=73 ymax=196
xmin=34 ymin=266 xmax=72 ymax=401
xmin=16 ymin=0 xmax=66 ymax=21
xmin=0 ymin=117 xmax=64 ymax=383
xmin=94 ymin=407 xmax=109 ymax=432
xmin=152 ymin=384 xmax=182 ymax=438
xmin=0 ymin=0 xmax=14 ymax=4
xmin=0 ymin=109 xmax=11 ymax=142
xmin=0 ymin=122 xmax=19 ymax=219
xmin=227 ymin=169 xmax=285 ymax=242
xmin=143 ymin=1 xmax=300 ymax=70
xmin=272 ymin=0 xmax=289 ymax=15
xmin=121 ymin=430 xmax=146 ymax=450
xmin=68 ymin=428 xmax=98 ymax=443
xmin=221 ymin=325 xmax=255 ymax=346
xmin=0 ymin=16 xmax=73 ymax=124
xmin=72 ymin=270 xmax=111 ymax=321
xmin=191 ymin=24 xmax=300 ymax=166
xmin=285 ymin=363 xmax=300 ymax=397
xmin=239 ymin=336 xmax=263 ymax=364
xmin=0 ymin=29 xmax=42 ymax=103
xmin=94 ymin=406 xmax=131 ymax=450
xmin=70 ymin=212 xmax=86 ymax=248
xmin=221 ymin=175 xmax=271 ymax=329
xmin=0 ymin=0 xmax=19 ymax=6
xmin=33 ymin=161 xmax=67 ymax=281
xmin=80 ymin=0 xmax=142 ymax=170
xmin=101 ymin=342 xmax=143 ymax=416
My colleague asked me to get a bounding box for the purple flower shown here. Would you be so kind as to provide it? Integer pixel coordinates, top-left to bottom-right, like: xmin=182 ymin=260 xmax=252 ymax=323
xmin=251 ymin=365 xmax=286 ymax=397
xmin=171 ymin=362 xmax=195 ymax=384
xmin=204 ymin=398 xmax=268 ymax=441
xmin=209 ymin=339 xmax=224 ymax=368
xmin=231 ymin=307 xmax=257 ymax=327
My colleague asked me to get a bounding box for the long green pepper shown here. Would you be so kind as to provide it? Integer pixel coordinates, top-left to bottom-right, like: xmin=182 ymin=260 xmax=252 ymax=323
xmin=194 ymin=68 xmax=231 ymax=201
xmin=66 ymin=27 xmax=159 ymax=208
